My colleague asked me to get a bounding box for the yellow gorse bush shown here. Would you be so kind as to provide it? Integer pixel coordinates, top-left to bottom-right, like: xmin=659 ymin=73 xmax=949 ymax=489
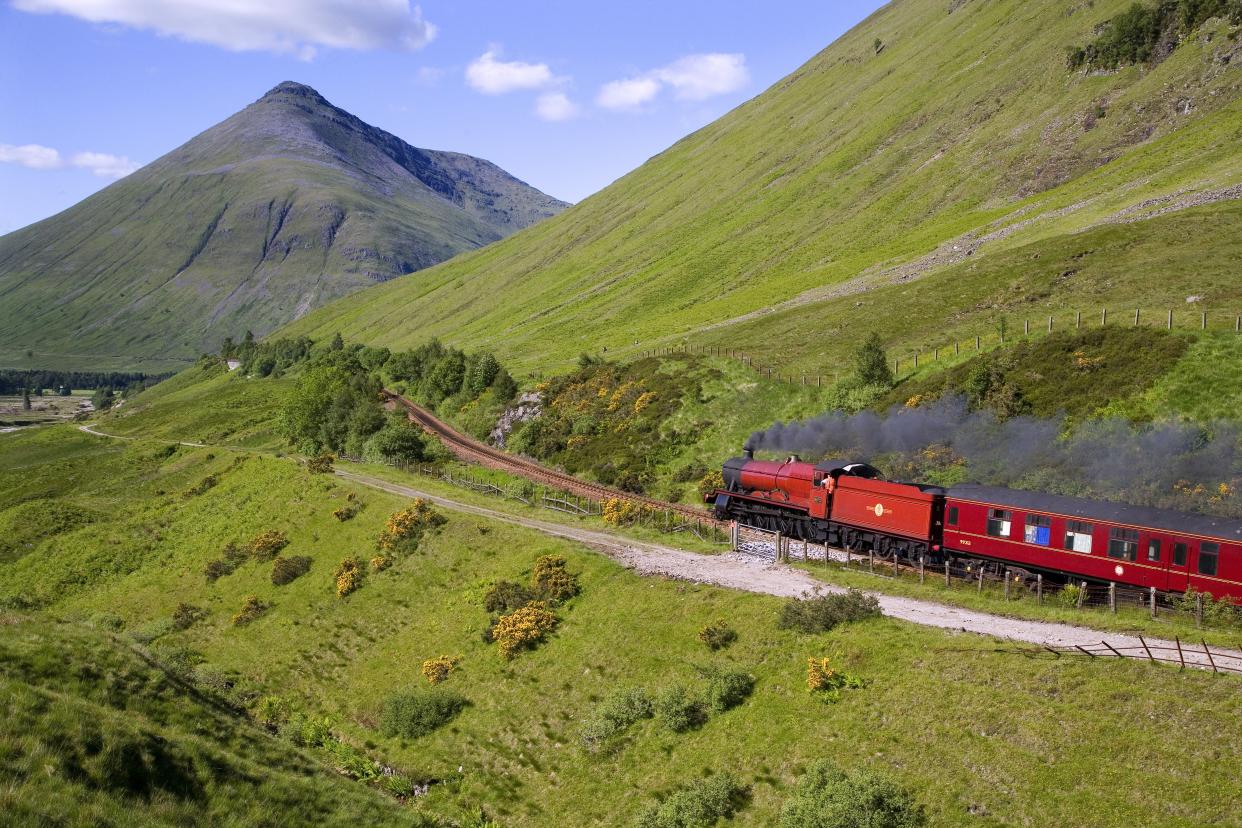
xmin=421 ymin=655 xmax=461 ymax=684
xmin=370 ymin=553 xmax=393 ymax=572
xmin=490 ymin=601 xmax=557 ymax=659
xmin=806 ymin=657 xmax=837 ymax=691
xmin=334 ymin=556 xmax=365 ymax=598
xmin=601 ymin=497 xmax=657 ymax=526
xmin=247 ymin=529 xmax=289 ymax=559
xmin=377 ymin=499 xmax=445 ymax=552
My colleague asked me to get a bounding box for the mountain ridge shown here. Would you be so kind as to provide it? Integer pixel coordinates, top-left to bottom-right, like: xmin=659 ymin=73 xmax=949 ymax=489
xmin=0 ymin=81 xmax=567 ymax=371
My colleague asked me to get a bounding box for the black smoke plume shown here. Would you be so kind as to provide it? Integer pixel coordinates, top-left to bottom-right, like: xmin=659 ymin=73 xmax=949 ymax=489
xmin=745 ymin=395 xmax=1241 ymax=514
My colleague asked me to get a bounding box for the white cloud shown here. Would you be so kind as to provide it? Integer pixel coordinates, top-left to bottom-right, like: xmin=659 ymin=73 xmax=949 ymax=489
xmin=465 ymin=49 xmax=554 ymax=94
xmin=0 ymin=143 xmax=62 ymax=169
xmin=12 ymin=0 xmax=436 ymax=57
xmin=596 ymin=52 xmax=749 ymax=111
xmin=0 ymin=144 xmax=138 ymax=179
xmin=655 ymin=53 xmax=748 ymax=100
xmin=71 ymin=151 xmax=140 ymax=178
xmin=596 ymin=76 xmax=661 ymax=110
xmin=535 ymin=92 xmax=579 ymax=122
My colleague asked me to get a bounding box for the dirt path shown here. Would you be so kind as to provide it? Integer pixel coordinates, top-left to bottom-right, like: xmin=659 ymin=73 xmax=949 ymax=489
xmin=336 ymin=470 xmax=1242 ymax=673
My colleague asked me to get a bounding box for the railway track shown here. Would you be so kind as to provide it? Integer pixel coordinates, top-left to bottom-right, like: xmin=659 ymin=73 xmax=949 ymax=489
xmin=385 ymin=391 xmax=720 ymax=525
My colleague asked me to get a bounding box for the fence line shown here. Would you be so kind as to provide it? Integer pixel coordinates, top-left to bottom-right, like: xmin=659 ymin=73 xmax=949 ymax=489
xmin=639 ymin=306 xmax=1242 ymax=389
xmin=731 ymin=524 xmax=1242 ymax=636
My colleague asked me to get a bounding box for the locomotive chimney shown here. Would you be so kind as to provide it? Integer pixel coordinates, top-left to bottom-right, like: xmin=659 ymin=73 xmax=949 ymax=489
xmin=743 ymin=447 xmax=754 ymax=460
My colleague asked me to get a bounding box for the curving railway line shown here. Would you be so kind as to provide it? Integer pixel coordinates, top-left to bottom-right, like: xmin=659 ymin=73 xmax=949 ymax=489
xmin=384 ymin=390 xmax=720 ymax=525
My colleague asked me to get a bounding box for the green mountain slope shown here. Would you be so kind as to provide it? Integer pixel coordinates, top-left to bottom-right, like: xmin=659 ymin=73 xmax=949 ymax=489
xmin=0 ymin=82 xmax=566 ymax=372
xmin=281 ymin=0 xmax=1242 ymax=374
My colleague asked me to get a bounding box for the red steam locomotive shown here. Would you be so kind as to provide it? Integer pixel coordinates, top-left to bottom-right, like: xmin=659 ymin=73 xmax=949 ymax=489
xmin=710 ymin=451 xmax=1242 ymax=603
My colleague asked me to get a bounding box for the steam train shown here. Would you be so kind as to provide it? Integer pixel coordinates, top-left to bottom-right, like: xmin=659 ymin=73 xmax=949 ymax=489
xmin=709 ymin=451 xmax=1242 ymax=603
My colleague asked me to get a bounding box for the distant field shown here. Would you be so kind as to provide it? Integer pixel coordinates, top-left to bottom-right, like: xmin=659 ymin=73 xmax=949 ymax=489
xmin=0 ymin=394 xmax=91 ymax=428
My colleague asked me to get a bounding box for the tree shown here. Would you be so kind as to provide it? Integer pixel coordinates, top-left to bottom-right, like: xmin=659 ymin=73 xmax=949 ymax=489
xmin=364 ymin=419 xmax=427 ymax=464
xmin=22 ymin=387 xmax=31 ymax=411
xmin=853 ymin=332 xmax=894 ymax=388
xmin=91 ymin=387 xmax=115 ymax=411
xmin=329 ymin=332 xmax=344 ymax=351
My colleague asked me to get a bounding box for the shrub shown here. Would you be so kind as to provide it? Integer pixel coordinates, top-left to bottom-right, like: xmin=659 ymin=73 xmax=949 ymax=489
xmin=633 ymin=773 xmax=748 ymax=828
xmin=531 ymin=555 xmax=580 ymax=603
xmin=696 ymin=619 xmax=737 ymax=651
xmin=654 ymin=685 xmax=708 ymax=733
xmin=271 ymin=555 xmax=312 ymax=586
xmin=306 ymin=453 xmax=335 ymax=473
xmin=779 ymin=760 xmax=925 ymax=828
xmin=1055 ymin=582 xmax=1084 ymax=609
xmin=377 ymin=500 xmax=445 ymax=554
xmin=421 ymin=655 xmax=461 ymax=685
xmin=171 ymin=602 xmax=207 ymax=630
xmin=247 ymin=529 xmax=289 ymax=560
xmin=778 ymin=589 xmax=881 ymax=633
xmin=232 ymin=595 xmax=270 ymax=626
xmin=806 ymin=658 xmax=866 ymax=702
xmin=379 ymin=688 xmax=468 ymax=739
xmin=204 ymin=541 xmax=251 ymax=582
xmin=697 ymin=469 xmax=724 ymax=500
xmin=335 ymin=556 xmax=366 ymax=598
xmin=370 ymin=553 xmax=394 ymax=572
xmin=702 ymin=668 xmax=754 ymax=714
xmin=483 ymin=580 xmax=535 ymax=614
xmin=490 ymin=601 xmax=557 ymax=659
xmin=580 ymin=688 xmax=654 ymax=750
xmin=183 ymin=474 xmax=218 ymax=498
xmin=334 ymin=502 xmax=361 ymax=521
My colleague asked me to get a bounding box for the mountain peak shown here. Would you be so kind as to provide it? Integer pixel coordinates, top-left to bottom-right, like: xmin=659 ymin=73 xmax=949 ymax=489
xmin=260 ymin=81 xmax=326 ymax=103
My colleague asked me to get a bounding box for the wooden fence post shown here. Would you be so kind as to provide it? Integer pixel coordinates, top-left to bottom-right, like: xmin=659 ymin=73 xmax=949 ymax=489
xmin=1134 ymin=308 xmax=1140 ymax=326
xmin=944 ymin=560 xmax=951 ymax=587
xmin=1048 ymin=315 xmax=1053 ymax=333
xmin=975 ymin=335 xmax=980 ymax=349
xmin=1101 ymin=308 xmax=1108 ymax=326
xmin=955 ymin=341 xmax=960 ymax=355
xmin=1076 ymin=310 xmax=1082 ymax=329
xmin=1036 ymin=573 xmax=1043 ymax=604
xmin=868 ymin=549 xmax=874 ymax=572
xmin=1024 ymin=319 xmax=1030 ymax=335
xmin=977 ymin=569 xmax=984 ymax=592
xmin=1109 ymin=581 xmax=1116 ymax=613
xmin=1168 ymin=309 xmax=1173 ymax=329
xmin=919 ymin=556 xmax=925 ymax=584
xmin=1077 ymin=580 xmax=1087 ymax=609
xmin=1202 ymin=311 xmax=1207 ymax=330
xmin=1195 ymin=592 xmax=1203 ymax=627
xmin=1235 ymin=315 xmax=1240 ymax=333
xmin=775 ymin=532 xmax=784 ymax=563
xmin=1150 ymin=586 xmax=1157 ymax=619
xmin=1004 ymin=569 xmax=1010 ymax=600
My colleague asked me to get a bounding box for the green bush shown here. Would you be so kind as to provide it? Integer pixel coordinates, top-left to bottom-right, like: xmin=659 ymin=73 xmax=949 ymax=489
xmin=696 ymin=619 xmax=737 ymax=651
xmin=633 ymin=773 xmax=748 ymax=828
xmin=204 ymin=542 xmax=249 ymax=582
xmin=654 ymin=685 xmax=707 ymax=733
xmin=171 ymin=603 xmax=207 ymax=630
xmin=271 ymin=555 xmax=312 ymax=586
xmin=702 ymin=668 xmax=754 ymax=714
xmin=379 ymin=689 xmax=468 ymax=740
xmin=531 ymin=555 xmax=580 ymax=603
xmin=779 ymin=760 xmax=925 ymax=828
xmin=1056 ymin=582 xmax=1085 ymax=609
xmin=580 ymin=688 xmax=654 ymax=750
xmin=482 ymin=580 xmax=535 ymax=614
xmin=778 ymin=589 xmax=882 ymax=634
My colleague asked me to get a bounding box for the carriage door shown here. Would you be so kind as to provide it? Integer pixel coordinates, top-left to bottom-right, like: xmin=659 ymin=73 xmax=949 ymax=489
xmin=1166 ymin=539 xmax=1192 ymax=593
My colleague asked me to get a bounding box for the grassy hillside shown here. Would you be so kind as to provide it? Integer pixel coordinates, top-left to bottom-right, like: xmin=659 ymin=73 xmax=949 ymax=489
xmin=2 ymin=420 xmax=1239 ymax=826
xmin=0 ymin=82 xmax=566 ymax=372
xmin=0 ymin=614 xmax=431 ymax=826
xmin=281 ymin=0 xmax=1242 ymax=378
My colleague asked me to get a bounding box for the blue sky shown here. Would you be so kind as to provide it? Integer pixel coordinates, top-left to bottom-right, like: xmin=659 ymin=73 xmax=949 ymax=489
xmin=0 ymin=1 xmax=884 ymax=235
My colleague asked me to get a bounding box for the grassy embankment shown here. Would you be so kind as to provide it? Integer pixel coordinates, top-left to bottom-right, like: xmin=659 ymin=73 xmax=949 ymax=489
xmin=0 ymin=423 xmax=1239 ymax=826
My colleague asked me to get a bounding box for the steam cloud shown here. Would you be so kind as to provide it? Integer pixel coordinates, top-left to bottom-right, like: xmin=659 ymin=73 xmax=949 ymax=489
xmin=746 ymin=395 xmax=1240 ymax=510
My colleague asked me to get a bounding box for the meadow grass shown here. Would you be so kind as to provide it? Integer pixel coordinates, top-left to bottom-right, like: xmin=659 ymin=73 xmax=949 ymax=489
xmin=1 ymin=424 xmax=1238 ymax=826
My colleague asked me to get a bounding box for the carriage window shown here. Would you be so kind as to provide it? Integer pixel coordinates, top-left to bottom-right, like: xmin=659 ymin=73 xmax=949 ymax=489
xmin=986 ymin=508 xmax=1012 ymax=538
xmin=1172 ymin=542 xmax=1188 ymax=567
xmin=1199 ymin=542 xmax=1219 ymax=577
xmin=1107 ymin=528 xmax=1139 ymax=561
xmin=1146 ymin=539 xmax=1161 ymax=562
xmin=947 ymin=506 xmax=959 ymax=526
xmin=1024 ymin=514 xmax=1051 ymax=546
xmin=1064 ymin=521 xmax=1094 ymax=554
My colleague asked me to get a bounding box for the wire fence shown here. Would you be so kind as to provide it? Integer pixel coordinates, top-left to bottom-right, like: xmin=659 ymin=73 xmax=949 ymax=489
xmin=639 ymin=305 xmax=1242 ymax=387
xmin=732 ymin=524 xmax=1242 ymax=635
xmin=338 ymin=456 xmax=730 ymax=546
